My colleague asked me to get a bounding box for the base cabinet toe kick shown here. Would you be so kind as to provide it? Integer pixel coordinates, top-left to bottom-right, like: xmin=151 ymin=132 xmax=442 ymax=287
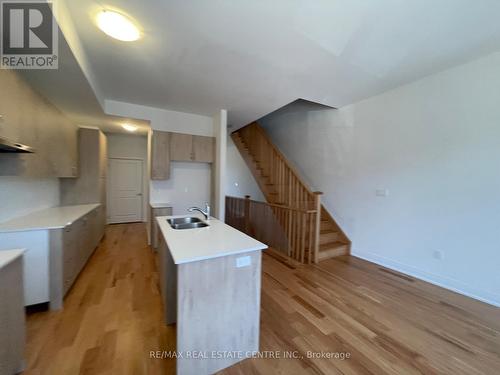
xmin=157 ymin=215 xmax=267 ymax=375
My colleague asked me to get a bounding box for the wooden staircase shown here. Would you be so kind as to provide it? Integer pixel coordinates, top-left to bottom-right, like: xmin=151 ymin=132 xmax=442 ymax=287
xmin=231 ymin=122 xmax=350 ymax=262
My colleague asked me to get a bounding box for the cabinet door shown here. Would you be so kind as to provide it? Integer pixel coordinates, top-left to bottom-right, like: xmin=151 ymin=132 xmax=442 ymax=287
xmin=170 ymin=133 xmax=193 ymax=161
xmin=63 ymin=223 xmax=78 ymax=295
xmin=192 ymin=135 xmax=215 ymax=162
xmin=151 ymin=131 xmax=170 ymax=180
xmin=0 ymin=71 xmax=24 ymax=142
xmin=152 ymin=206 xmax=172 ymax=249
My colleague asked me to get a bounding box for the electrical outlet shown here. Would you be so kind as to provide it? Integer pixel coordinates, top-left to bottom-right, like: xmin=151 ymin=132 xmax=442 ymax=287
xmin=433 ymin=250 xmax=443 ymax=260
xmin=236 ymin=255 xmax=251 ymax=268
xmin=376 ymin=189 xmax=389 ymax=197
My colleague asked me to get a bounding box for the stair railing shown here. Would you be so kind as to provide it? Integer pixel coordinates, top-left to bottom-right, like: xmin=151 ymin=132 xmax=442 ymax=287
xmin=226 ymin=196 xmax=320 ymax=263
xmin=237 ymin=123 xmax=318 ymax=210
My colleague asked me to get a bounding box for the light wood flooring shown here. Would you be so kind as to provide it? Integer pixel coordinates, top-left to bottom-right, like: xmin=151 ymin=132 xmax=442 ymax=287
xmin=24 ymin=223 xmax=500 ymax=374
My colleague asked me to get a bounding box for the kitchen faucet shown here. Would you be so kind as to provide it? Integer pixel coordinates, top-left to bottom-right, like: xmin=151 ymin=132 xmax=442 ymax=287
xmin=188 ymin=203 xmax=210 ymax=220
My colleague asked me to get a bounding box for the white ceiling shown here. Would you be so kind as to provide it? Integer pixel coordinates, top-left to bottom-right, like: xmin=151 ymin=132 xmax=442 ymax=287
xmin=49 ymin=0 xmax=500 ymax=128
xmin=20 ymin=32 xmax=150 ymax=135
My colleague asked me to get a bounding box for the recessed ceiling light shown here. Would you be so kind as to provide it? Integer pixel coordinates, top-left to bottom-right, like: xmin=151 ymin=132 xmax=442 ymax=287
xmin=122 ymin=124 xmax=138 ymax=132
xmin=96 ymin=10 xmax=141 ymax=42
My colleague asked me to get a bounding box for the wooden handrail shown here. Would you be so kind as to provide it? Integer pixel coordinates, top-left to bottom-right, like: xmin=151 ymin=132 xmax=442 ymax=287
xmin=226 ymin=196 xmax=320 ymax=263
xmin=225 ymin=196 xmax=317 ymax=213
xmin=234 ymin=122 xmax=319 ymax=210
xmin=231 ymin=121 xmax=351 ymax=263
xmin=251 ymin=124 xmax=317 ymax=196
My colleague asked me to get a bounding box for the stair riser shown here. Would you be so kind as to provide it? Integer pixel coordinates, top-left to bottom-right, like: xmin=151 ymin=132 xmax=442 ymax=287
xmin=318 ymin=245 xmax=349 ymax=261
xmin=320 ymin=221 xmax=335 ymax=231
xmin=320 ymin=232 xmax=340 ymax=244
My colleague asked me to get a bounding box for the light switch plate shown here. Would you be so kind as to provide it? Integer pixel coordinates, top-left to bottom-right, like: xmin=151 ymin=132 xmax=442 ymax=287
xmin=236 ymin=255 xmax=251 ymax=268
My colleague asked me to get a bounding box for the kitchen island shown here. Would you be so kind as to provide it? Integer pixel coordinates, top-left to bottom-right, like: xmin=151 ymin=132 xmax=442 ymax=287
xmin=156 ymin=214 xmax=267 ymax=374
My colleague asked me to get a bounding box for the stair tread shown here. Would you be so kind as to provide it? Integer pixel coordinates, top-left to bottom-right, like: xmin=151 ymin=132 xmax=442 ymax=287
xmin=319 ymin=241 xmax=347 ymax=252
xmin=320 ymin=229 xmax=338 ymax=235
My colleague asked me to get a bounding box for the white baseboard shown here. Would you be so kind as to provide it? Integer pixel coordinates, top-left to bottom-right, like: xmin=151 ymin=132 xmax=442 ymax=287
xmin=351 ymin=250 xmax=500 ymax=308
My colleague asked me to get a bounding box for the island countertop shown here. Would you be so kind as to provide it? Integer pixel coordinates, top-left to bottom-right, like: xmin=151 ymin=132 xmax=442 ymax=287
xmin=156 ymin=214 xmax=267 ymax=264
xmin=0 ymin=204 xmax=101 ymax=233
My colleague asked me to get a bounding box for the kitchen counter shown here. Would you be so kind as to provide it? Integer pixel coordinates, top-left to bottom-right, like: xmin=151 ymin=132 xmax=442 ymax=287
xmin=0 ymin=204 xmax=101 ymax=233
xmin=0 ymin=249 xmax=25 ymax=269
xmin=150 ymin=202 xmax=172 ymax=208
xmin=156 ymin=213 xmax=267 ymax=264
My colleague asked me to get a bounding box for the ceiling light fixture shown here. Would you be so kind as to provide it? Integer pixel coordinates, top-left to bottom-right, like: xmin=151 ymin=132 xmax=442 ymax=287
xmin=122 ymin=124 xmax=138 ymax=132
xmin=96 ymin=10 xmax=141 ymax=42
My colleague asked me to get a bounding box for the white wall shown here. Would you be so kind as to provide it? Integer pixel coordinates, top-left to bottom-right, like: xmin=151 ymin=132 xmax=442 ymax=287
xmin=260 ymin=52 xmax=500 ymax=306
xmin=226 ymin=136 xmax=265 ymax=201
xmin=106 ymin=133 xmax=148 ymax=222
xmin=0 ymin=177 xmax=60 ymax=222
xmin=105 ymin=99 xmax=214 ymax=136
xmin=150 ymin=162 xmax=211 ymax=215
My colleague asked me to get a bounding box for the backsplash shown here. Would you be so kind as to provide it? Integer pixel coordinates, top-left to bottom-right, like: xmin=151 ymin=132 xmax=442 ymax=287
xmin=0 ymin=176 xmax=59 ymax=222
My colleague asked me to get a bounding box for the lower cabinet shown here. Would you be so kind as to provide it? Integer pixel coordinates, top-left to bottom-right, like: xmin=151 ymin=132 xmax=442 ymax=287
xmin=151 ymin=205 xmax=173 ymax=250
xmin=0 ymin=253 xmax=25 ymax=374
xmin=53 ymin=205 xmax=105 ymax=307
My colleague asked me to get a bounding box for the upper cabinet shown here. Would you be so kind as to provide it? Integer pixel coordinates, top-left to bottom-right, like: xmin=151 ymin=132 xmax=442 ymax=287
xmin=151 ymin=130 xmax=215 ymax=180
xmin=170 ymin=132 xmax=193 ymax=161
xmin=60 ymin=128 xmax=107 ymax=209
xmin=192 ymin=135 xmax=215 ymax=163
xmin=151 ymin=131 xmax=170 ymax=180
xmin=0 ymin=70 xmax=78 ymax=178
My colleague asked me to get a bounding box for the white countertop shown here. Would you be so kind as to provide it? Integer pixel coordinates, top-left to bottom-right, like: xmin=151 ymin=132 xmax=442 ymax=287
xmin=150 ymin=202 xmax=172 ymax=209
xmin=157 ymin=214 xmax=267 ymax=264
xmin=0 ymin=249 xmax=25 ymax=269
xmin=0 ymin=204 xmax=101 ymax=233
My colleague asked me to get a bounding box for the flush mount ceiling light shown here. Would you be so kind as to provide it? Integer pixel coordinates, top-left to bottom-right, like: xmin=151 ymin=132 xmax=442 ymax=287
xmin=96 ymin=10 xmax=141 ymax=41
xmin=122 ymin=124 xmax=138 ymax=132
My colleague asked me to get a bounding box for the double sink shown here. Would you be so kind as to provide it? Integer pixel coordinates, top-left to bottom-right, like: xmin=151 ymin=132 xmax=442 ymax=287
xmin=167 ymin=217 xmax=209 ymax=230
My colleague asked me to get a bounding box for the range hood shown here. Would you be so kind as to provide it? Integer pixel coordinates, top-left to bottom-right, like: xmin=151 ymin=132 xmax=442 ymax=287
xmin=0 ymin=136 xmax=35 ymax=153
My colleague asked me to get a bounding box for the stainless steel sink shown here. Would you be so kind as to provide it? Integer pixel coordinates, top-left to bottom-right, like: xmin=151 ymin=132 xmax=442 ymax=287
xmin=167 ymin=217 xmax=202 ymax=225
xmin=171 ymin=222 xmax=209 ymax=230
xmin=167 ymin=217 xmax=209 ymax=230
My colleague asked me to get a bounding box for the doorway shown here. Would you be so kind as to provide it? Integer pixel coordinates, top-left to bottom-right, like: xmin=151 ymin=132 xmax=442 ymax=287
xmin=108 ymin=158 xmax=143 ymax=223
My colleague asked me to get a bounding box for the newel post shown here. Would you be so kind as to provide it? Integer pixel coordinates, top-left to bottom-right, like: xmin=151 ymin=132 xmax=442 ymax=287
xmin=313 ymin=192 xmax=322 ymax=263
xmin=244 ymin=195 xmax=251 ymax=233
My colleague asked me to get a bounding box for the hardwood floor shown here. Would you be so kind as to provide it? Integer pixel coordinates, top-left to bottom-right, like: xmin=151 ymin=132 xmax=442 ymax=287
xmin=24 ymin=223 xmax=499 ymax=374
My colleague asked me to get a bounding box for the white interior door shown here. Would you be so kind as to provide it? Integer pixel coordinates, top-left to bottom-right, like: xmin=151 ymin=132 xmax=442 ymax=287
xmin=108 ymin=158 xmax=143 ymax=223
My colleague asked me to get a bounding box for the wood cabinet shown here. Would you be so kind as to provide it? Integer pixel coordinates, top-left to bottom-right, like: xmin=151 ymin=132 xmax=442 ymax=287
xmin=170 ymin=132 xmax=193 ymax=161
xmin=0 ymin=251 xmax=25 ymax=374
xmin=151 ymin=130 xmax=215 ymax=180
xmin=57 ymin=205 xmax=105 ymax=302
xmin=0 ymin=70 xmax=78 ymax=178
xmin=151 ymin=205 xmax=173 ymax=249
xmin=151 ymin=131 xmax=170 ymax=180
xmin=192 ymin=135 xmax=215 ymax=162
xmin=171 ymin=133 xmax=214 ymax=162
xmin=60 ymin=128 xmax=107 ymax=218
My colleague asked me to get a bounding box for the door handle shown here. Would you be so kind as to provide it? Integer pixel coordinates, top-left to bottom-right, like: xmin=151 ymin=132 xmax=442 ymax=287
xmin=137 ymin=193 xmax=143 ymax=196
